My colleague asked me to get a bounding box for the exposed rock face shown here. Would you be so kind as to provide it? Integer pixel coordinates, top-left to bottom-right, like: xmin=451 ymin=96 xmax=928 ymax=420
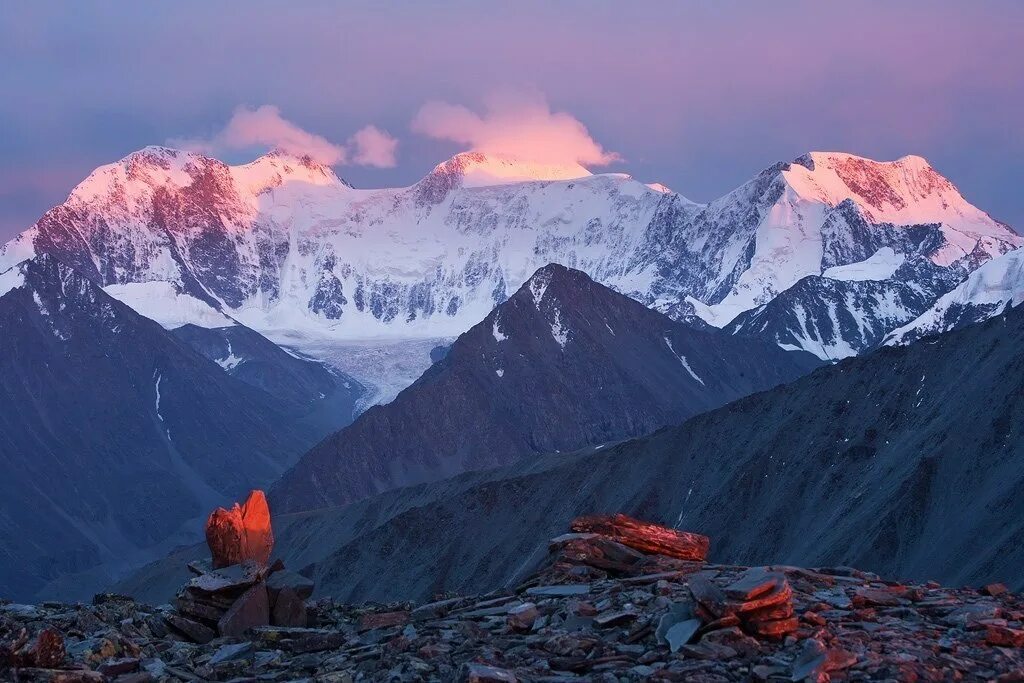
xmin=5 ymin=519 xmax=1024 ymax=680
xmin=205 ymin=490 xmax=274 ymax=569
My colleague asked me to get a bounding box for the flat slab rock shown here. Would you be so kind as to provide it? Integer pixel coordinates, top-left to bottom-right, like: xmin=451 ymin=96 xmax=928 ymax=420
xmin=570 ymin=513 xmax=710 ymax=561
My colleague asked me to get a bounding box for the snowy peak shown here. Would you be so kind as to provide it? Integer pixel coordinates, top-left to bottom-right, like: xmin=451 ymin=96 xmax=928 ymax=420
xmin=232 ymin=148 xmax=348 ymax=194
xmin=782 ymin=151 xmax=1003 ymax=233
xmin=421 ymin=151 xmax=592 ymax=190
xmin=71 ymin=145 xmax=345 ymax=206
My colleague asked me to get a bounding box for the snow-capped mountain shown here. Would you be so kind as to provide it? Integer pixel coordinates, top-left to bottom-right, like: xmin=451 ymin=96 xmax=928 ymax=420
xmin=269 ymin=264 xmax=820 ymax=513
xmin=2 ymin=146 xmax=1017 ymax=363
xmin=885 ymin=247 xmax=1024 ymax=345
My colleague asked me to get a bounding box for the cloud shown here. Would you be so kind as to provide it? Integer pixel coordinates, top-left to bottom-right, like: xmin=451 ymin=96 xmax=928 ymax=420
xmin=348 ymin=125 xmax=399 ymax=168
xmin=173 ymin=105 xmax=397 ymax=167
xmin=411 ymin=89 xmax=619 ymax=167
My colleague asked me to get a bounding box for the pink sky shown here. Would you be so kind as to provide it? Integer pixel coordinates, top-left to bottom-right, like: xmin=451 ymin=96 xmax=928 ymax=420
xmin=0 ymin=1 xmax=1020 ymax=238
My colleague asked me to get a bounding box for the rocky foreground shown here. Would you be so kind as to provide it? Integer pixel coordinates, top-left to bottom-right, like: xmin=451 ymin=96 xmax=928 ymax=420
xmin=4 ymin=515 xmax=1024 ymax=682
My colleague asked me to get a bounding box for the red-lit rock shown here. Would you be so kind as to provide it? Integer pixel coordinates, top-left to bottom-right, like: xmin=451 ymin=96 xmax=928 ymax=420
xmin=205 ymin=490 xmax=275 ymax=569
xmin=570 ymin=514 xmax=709 ymax=561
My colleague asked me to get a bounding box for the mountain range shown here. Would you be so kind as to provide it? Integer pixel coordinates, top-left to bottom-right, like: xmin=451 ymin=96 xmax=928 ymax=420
xmin=1 ymin=147 xmax=1018 ymax=373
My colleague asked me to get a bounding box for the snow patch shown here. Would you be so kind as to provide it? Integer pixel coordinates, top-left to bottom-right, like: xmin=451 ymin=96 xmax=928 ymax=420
xmin=529 ymin=271 xmax=552 ymax=307
xmin=549 ymin=307 xmax=569 ymax=349
xmin=492 ymin=316 xmax=507 ymax=342
xmin=822 ymin=247 xmax=905 ymax=282
xmin=664 ymin=337 xmax=705 ymax=386
xmin=104 ymin=281 xmax=234 ymax=329
xmin=0 ymin=266 xmax=25 ymax=299
xmin=216 ymin=339 xmax=244 ymax=370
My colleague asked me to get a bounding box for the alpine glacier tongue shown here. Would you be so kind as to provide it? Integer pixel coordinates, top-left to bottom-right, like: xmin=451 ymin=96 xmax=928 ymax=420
xmin=1 ymin=147 xmax=1018 ymax=364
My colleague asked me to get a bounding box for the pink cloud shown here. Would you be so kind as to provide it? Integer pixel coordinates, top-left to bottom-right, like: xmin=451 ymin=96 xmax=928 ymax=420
xmin=348 ymin=125 xmax=398 ymax=168
xmin=173 ymin=105 xmax=398 ymax=167
xmin=411 ymin=89 xmax=619 ymax=167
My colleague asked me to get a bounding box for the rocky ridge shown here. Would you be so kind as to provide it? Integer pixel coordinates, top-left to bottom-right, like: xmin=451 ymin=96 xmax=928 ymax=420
xmin=4 ymin=515 xmax=1024 ymax=681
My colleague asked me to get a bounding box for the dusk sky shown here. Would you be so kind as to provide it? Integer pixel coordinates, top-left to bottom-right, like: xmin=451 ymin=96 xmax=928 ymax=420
xmin=1 ymin=1 xmax=1021 ymax=241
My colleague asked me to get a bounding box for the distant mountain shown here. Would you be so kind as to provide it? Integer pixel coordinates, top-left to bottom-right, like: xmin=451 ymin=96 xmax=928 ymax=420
xmin=0 ymin=254 xmax=360 ymax=601
xmin=885 ymin=247 xmax=1024 ymax=345
xmin=128 ymin=293 xmax=1024 ymax=606
xmin=269 ymin=264 xmax=820 ymax=513
xmin=1 ymin=147 xmax=1016 ymax=365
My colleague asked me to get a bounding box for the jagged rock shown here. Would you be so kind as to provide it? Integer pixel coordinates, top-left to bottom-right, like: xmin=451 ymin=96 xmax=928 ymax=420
xmin=217 ymin=582 xmax=270 ymax=637
xmin=205 ymin=490 xmax=274 ymax=569
xmin=570 ymin=514 xmax=710 ymax=561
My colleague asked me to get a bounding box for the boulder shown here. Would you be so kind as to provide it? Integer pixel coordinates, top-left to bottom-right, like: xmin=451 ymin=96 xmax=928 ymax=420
xmin=218 ymin=582 xmax=270 ymax=637
xmin=271 ymin=587 xmax=308 ymax=628
xmin=205 ymin=490 xmax=274 ymax=569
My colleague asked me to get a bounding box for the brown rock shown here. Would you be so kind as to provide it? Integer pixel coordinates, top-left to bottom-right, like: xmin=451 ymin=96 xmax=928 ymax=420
xmin=725 ymin=567 xmax=779 ymax=601
xmin=357 ymin=609 xmax=410 ymax=632
xmin=987 ymin=625 xmax=1024 ymax=648
xmin=570 ymin=514 xmax=709 ymax=561
xmin=218 ymin=582 xmax=270 ymax=637
xmin=29 ymin=628 xmax=66 ymax=668
xmin=97 ymin=658 xmax=140 ymax=677
xmin=205 ymin=490 xmax=274 ymax=569
xmin=742 ymin=600 xmax=795 ymax=623
xmin=271 ymin=586 xmax=308 ymax=627
xmin=983 ymin=583 xmax=1009 ymax=597
xmin=733 ymin=579 xmax=792 ymax=613
xmin=746 ymin=616 xmax=799 ymax=638
xmin=507 ymin=603 xmax=539 ymax=632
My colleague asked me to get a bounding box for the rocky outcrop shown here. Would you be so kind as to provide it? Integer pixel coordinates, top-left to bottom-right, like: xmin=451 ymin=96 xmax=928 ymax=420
xmin=204 ymin=490 xmax=274 ymax=569
xmin=5 ymin=516 xmax=1024 ymax=680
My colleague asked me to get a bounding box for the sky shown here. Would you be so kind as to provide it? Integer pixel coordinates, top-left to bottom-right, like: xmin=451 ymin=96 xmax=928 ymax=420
xmin=0 ymin=1 xmax=1021 ymax=241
